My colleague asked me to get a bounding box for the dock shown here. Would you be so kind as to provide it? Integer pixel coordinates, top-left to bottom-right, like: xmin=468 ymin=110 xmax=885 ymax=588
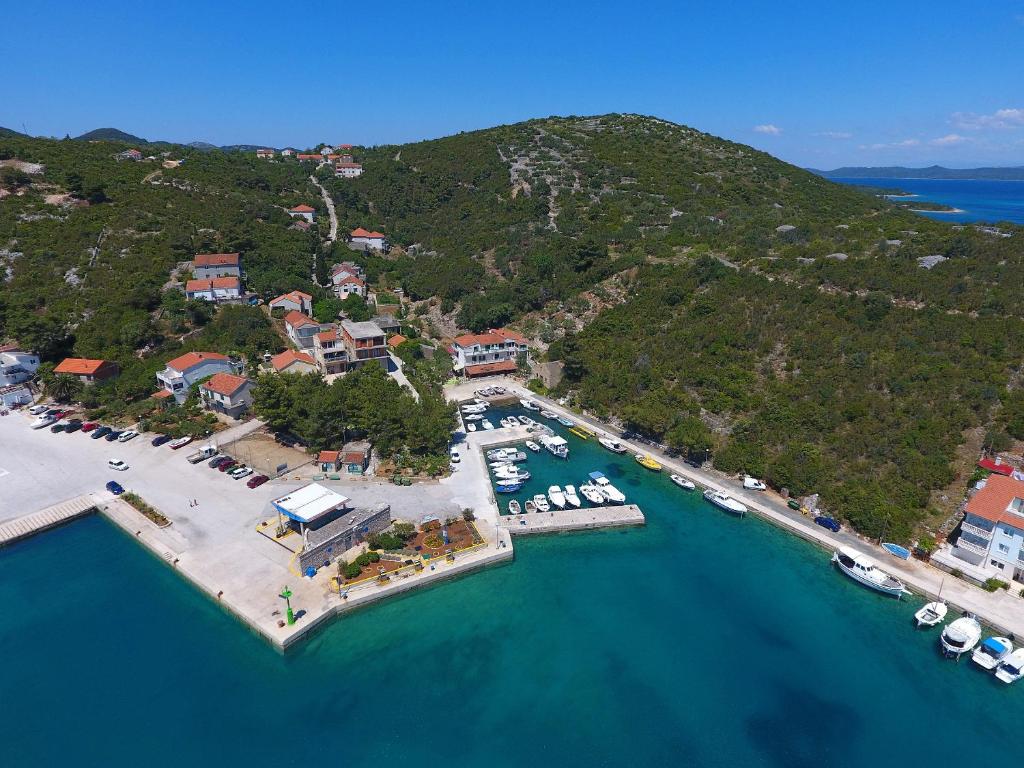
xmin=0 ymin=494 xmax=98 ymax=547
xmin=500 ymin=504 xmax=645 ymax=536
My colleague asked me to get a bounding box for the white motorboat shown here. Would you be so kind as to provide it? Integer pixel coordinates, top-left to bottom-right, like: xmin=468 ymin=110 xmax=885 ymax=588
xmin=564 ymin=485 xmax=582 ymax=508
xmin=972 ymin=637 xmax=1013 ymax=670
xmin=481 ymin=419 xmax=494 ymax=430
xmin=831 ymin=546 xmax=906 ymax=597
xmin=520 ymin=416 xmax=535 ymax=427
xmin=506 ymin=415 xmax=520 ymax=426
xmin=540 ymin=434 xmax=569 ymax=459
xmin=467 ymin=423 xmax=477 ymax=432
xmin=499 ymin=417 xmax=513 ymax=428
xmin=494 ymin=466 xmax=530 ymax=481
xmin=914 ymin=601 xmax=948 ymax=628
xmin=525 ymin=440 xmax=541 ymax=452
xmin=540 ymin=410 xmax=557 ymax=419
xmin=533 ymin=494 xmax=550 ymax=513
xmin=742 ymin=476 xmax=767 ymax=491
xmin=995 ymin=648 xmax=1024 ymax=683
xmin=464 ymin=414 xmax=484 ymax=421
xmin=579 ymin=482 xmax=605 ymax=505
xmin=588 ymin=471 xmax=625 ymax=503
xmin=547 ymin=485 xmax=567 ymax=509
xmin=941 ymin=616 xmax=982 ymax=659
xmin=520 ymin=399 xmax=540 ymax=410
xmin=487 ymin=447 xmax=514 ymax=459
xmin=703 ymin=488 xmax=747 ymax=517
xmin=598 ymin=437 xmax=628 ymax=453
xmin=670 ymin=474 xmax=696 ymax=490
xmin=508 ymin=500 xmax=522 ymax=515
xmin=461 ymin=404 xmax=486 ymax=413
xmin=524 ymin=499 xmax=537 ymax=514
xmin=473 ymin=398 xmax=489 ymax=406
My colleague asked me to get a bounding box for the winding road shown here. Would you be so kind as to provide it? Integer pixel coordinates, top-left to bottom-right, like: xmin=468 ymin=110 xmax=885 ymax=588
xmin=309 ymin=172 xmax=338 ymax=286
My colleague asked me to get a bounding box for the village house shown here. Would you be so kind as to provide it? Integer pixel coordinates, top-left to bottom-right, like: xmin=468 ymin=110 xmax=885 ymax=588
xmin=341 ymin=320 xmax=388 ymax=371
xmin=53 ymin=357 xmax=120 ymax=384
xmin=270 ymin=349 xmax=317 ymax=375
xmin=283 ymin=311 xmax=322 ymax=350
xmin=199 ymin=372 xmax=253 ymax=419
xmin=155 ymin=352 xmax=240 ymax=403
xmin=192 ymin=252 xmax=241 ymax=280
xmin=281 ymin=148 xmax=296 ymax=157
xmin=450 ymin=328 xmax=530 ymax=378
xmin=333 ymin=273 xmax=366 ymax=298
xmin=296 ymin=154 xmax=321 ymax=162
xmin=372 ymin=315 xmax=402 ymax=335
xmin=115 ymin=149 xmax=143 ymax=161
xmin=288 ymin=204 xmax=316 ymax=222
xmin=338 ymin=154 xmax=354 ymax=163
xmin=318 ymin=442 xmax=372 ymax=475
xmin=387 ymin=334 xmax=407 ymax=351
xmin=185 ymin=276 xmax=242 ymax=303
xmin=330 ymin=261 xmax=364 ymax=285
xmin=347 ymin=227 xmax=388 ymax=253
xmin=320 ymin=146 xmax=333 ymax=157
xmin=256 ymin=148 xmax=275 ymax=159
xmin=0 ymin=344 xmax=39 ymax=388
xmin=947 ymin=474 xmax=1024 ymax=584
xmin=268 ymin=290 xmax=313 ymax=315
xmin=312 ymin=327 xmax=347 ymax=375
xmin=335 ymin=162 xmax=363 ymax=178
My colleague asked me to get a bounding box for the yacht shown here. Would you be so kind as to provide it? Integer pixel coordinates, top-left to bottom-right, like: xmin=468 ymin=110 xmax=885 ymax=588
xmin=540 ymin=434 xmax=569 ymax=459
xmin=557 ymin=416 xmax=575 ymax=427
xmin=564 ymin=485 xmax=582 ymax=508
xmin=578 ymin=482 xmax=605 ymax=505
xmin=524 ymin=499 xmax=538 ymax=514
xmin=703 ymin=488 xmax=747 ymax=517
xmin=508 ymin=500 xmax=522 ymax=515
xmin=634 ymin=453 xmax=662 ymax=471
xmin=525 ymin=440 xmax=541 ymax=452
xmin=940 ymin=616 xmax=982 ymax=659
xmin=914 ymin=601 xmax=948 ymax=628
xmin=831 ymin=546 xmax=906 ymax=597
xmin=972 ymin=637 xmax=1014 ymax=670
xmin=588 ymin=471 xmax=626 ymax=504
xmin=481 ymin=419 xmax=494 ymax=430
xmin=520 ymin=399 xmax=540 ymax=410
xmin=547 ymin=485 xmax=567 ymax=509
xmin=599 ymin=437 xmax=628 ymax=454
xmin=533 ymin=494 xmax=551 ymax=513
xmin=670 ymin=474 xmax=696 ymax=490
xmin=995 ymin=648 xmax=1024 ymax=683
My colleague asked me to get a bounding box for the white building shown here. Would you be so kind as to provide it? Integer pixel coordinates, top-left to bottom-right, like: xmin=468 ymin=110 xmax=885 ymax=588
xmin=335 ymin=162 xmax=363 ymax=178
xmin=269 ymin=290 xmax=313 ymax=315
xmin=450 ymin=328 xmax=530 ymax=378
xmin=199 ymin=373 xmax=253 ymax=419
xmin=946 ymin=474 xmax=1024 ymax=584
xmin=283 ymin=311 xmax=321 ymax=350
xmin=192 ymin=253 xmax=241 ymax=280
xmin=333 ymin=273 xmax=366 ymax=298
xmin=288 ymin=205 xmax=316 ymax=222
xmin=0 ymin=344 xmax=39 ymax=387
xmin=256 ymin=148 xmax=275 ymax=159
xmin=348 ymin=227 xmax=387 ymax=252
xmin=185 ymin=277 xmax=242 ymax=302
xmin=155 ymin=351 xmax=241 ymax=404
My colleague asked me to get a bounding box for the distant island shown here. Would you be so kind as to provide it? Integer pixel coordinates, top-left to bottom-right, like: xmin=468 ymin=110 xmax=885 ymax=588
xmin=811 ymin=164 xmax=1024 ymax=181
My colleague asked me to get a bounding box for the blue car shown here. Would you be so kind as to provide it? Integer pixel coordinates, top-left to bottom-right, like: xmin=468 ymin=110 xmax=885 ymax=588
xmin=151 ymin=434 xmax=172 ymax=447
xmin=814 ymin=515 xmax=842 ymax=533
xmin=105 ymin=480 xmax=125 ymax=495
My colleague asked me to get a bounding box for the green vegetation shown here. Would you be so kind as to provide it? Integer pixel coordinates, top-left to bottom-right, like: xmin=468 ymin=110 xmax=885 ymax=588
xmin=121 ymin=492 xmax=171 ymax=527
xmin=983 ymin=578 xmax=1010 ymax=592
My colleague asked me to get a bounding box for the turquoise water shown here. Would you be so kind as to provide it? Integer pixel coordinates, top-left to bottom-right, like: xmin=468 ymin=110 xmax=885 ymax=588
xmin=835 ymin=176 xmax=1024 ymax=224
xmin=2 ymin=410 xmax=1019 ymax=766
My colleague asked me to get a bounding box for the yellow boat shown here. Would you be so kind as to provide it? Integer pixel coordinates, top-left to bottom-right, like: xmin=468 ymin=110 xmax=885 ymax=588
xmin=634 ymin=453 xmax=662 ymax=472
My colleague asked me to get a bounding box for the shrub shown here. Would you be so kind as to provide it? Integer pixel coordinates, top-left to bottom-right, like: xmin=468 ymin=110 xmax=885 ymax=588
xmin=343 ymin=562 xmax=362 ymax=579
xmin=462 ymin=508 xmax=475 ymax=522
xmin=983 ymin=577 xmax=1009 ymax=592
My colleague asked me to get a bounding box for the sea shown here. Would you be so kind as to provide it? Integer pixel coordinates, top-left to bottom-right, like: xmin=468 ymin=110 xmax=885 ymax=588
xmin=834 ymin=177 xmax=1024 ymax=225
xmin=2 ymin=403 xmax=1019 ymax=766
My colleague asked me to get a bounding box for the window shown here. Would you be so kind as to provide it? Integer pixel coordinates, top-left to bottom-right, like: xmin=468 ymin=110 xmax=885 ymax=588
xmin=998 ymin=543 xmax=1010 ymax=554
xmin=991 ymin=560 xmax=1005 ymax=570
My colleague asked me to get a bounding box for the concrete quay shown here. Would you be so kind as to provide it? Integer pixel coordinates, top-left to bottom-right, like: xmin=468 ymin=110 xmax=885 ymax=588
xmin=0 ymin=494 xmax=100 ymax=547
xmin=501 ymin=504 xmax=645 ymax=536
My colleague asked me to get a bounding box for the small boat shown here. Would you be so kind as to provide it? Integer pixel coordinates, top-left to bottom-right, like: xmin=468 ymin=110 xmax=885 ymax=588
xmin=599 ymin=437 xmax=628 ymax=454
xmin=524 ymin=500 xmax=537 ymax=514
xmin=742 ymin=476 xmax=767 ymax=491
xmin=557 ymin=416 xmax=574 ymax=427
xmin=519 ymin=416 xmax=535 ymax=427
xmin=973 ymin=637 xmax=1013 ymax=670
xmin=467 ymin=423 xmax=477 ymax=432
xmin=481 ymin=420 xmax=494 ymax=430
xmin=525 ymin=440 xmax=541 ymax=452
xmin=564 ymin=485 xmax=582 ymax=508
xmin=540 ymin=410 xmax=557 ymax=419
xmin=547 ymin=485 xmax=567 ymax=509
xmin=703 ymin=488 xmax=747 ymax=516
xmin=670 ymin=474 xmax=696 ymax=490
xmin=464 ymin=414 xmax=484 ymax=421
xmin=461 ymin=404 xmax=486 ymax=413
xmin=508 ymin=500 xmax=522 ymax=515
xmin=499 ymin=417 xmax=513 ymax=428
xmin=533 ymin=494 xmax=550 ymax=513
xmin=579 ymin=482 xmax=605 ymax=505
xmin=881 ymin=542 xmax=912 ymax=560
xmin=495 ymin=481 xmax=522 ymax=493
xmin=914 ymin=601 xmax=948 ymax=628
xmin=520 ymin=399 xmax=540 ymax=410
xmin=540 ymin=434 xmax=569 ymax=459
xmin=588 ymin=471 xmax=625 ymax=503
xmin=635 ymin=453 xmax=662 ymax=471
xmin=495 ymin=467 xmax=530 ymax=481
xmin=995 ymin=648 xmax=1024 ymax=683
xmin=487 ymin=447 xmax=515 ymax=459
xmin=493 ymin=387 xmax=506 ymax=395
xmin=831 ymin=546 xmax=906 ymax=597
xmin=473 ymin=398 xmax=489 ymax=406
xmin=506 ymin=415 xmax=520 ymax=426
xmin=941 ymin=615 xmax=982 ymax=659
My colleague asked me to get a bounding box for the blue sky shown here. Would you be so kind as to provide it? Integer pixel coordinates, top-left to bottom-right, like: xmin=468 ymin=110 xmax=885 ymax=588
xmin=4 ymin=0 xmax=1024 ymax=167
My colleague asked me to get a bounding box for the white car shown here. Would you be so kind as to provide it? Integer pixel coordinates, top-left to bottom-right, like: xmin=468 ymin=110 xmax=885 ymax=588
xmin=230 ymin=467 xmax=253 ymax=479
xmin=449 ymin=449 xmax=461 ymax=463
xmin=117 ymin=429 xmax=139 ymax=442
xmin=108 ymin=459 xmax=129 ymax=471
xmin=30 ymin=415 xmax=57 ymax=429
xmin=28 ymin=404 xmax=50 ymax=415
xmin=742 ymin=476 xmax=767 ymax=491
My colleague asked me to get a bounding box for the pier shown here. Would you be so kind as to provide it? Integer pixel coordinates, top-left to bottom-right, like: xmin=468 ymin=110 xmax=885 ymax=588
xmin=0 ymin=494 xmax=99 ymax=547
xmin=500 ymin=504 xmax=645 ymax=536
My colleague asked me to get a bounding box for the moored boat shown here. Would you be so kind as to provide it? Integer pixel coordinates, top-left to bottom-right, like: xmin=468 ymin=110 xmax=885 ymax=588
xmin=481 ymin=419 xmax=494 ymax=430
xmin=525 ymin=440 xmax=541 ymax=452
xmin=941 ymin=615 xmax=982 ymax=659
xmin=507 ymin=415 xmax=521 ymax=426
xmin=972 ymin=637 xmax=1013 ymax=670
xmin=703 ymin=488 xmax=747 ymax=516
xmin=995 ymin=648 xmax=1024 ymax=683
xmin=540 ymin=434 xmax=569 ymax=459
xmin=533 ymin=494 xmax=551 ymax=513
xmin=599 ymin=437 xmax=628 ymax=454
xmin=635 ymin=453 xmax=662 ymax=471
xmin=464 ymin=414 xmax=484 ymax=421
xmin=831 ymin=546 xmax=906 ymax=597
xmin=579 ymin=482 xmax=605 ymax=505
xmin=564 ymin=485 xmax=582 ymax=508
xmin=508 ymin=500 xmax=522 ymax=515
xmin=520 ymin=416 xmax=536 ymax=427
xmin=914 ymin=601 xmax=948 ymax=628
xmin=881 ymin=542 xmax=912 ymax=560
xmin=499 ymin=417 xmax=513 ymax=428
xmin=547 ymin=485 xmax=567 ymax=509
xmin=588 ymin=471 xmax=626 ymax=504
xmin=467 ymin=423 xmax=477 ymax=432
xmin=495 ymin=480 xmax=522 ymax=493
xmin=520 ymin=398 xmax=540 ymax=410
xmin=557 ymin=416 xmax=575 ymax=427
xmin=524 ymin=499 xmax=537 ymax=514
xmin=540 ymin=410 xmax=557 ymax=419
xmin=670 ymin=474 xmax=696 ymax=490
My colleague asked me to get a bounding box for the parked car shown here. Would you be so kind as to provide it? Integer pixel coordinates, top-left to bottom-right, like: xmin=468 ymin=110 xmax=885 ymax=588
xmin=117 ymin=429 xmax=138 ymax=442
xmin=28 ymin=404 xmax=50 ymax=415
xmin=105 ymin=480 xmax=125 ymax=495
xmin=50 ymin=423 xmax=67 ymax=433
xmin=104 ymin=430 xmax=123 ymax=441
xmin=91 ymin=426 xmax=112 ymax=440
xmin=247 ymin=475 xmax=269 ymax=489
xmin=218 ymin=460 xmax=238 ymax=473
xmin=31 ymin=415 xmax=57 ymax=429
xmin=814 ymin=515 xmax=842 ymax=533
xmin=151 ymin=434 xmax=172 ymax=447
xmin=449 ymin=449 xmax=461 ymax=463
xmin=81 ymin=422 xmax=99 ymax=432
xmin=64 ymin=420 xmax=83 ymax=434
xmin=742 ymin=476 xmax=767 ymax=491
xmin=168 ymin=436 xmax=193 ymax=450
xmin=44 ymin=408 xmax=62 ymax=417
xmin=684 ymin=457 xmax=703 ymax=469
xmin=107 ymin=459 xmax=129 ymax=471
xmin=230 ymin=467 xmax=253 ymax=480
xmin=53 ymin=410 xmax=74 ymax=419
xmin=209 ymin=455 xmax=230 ymax=469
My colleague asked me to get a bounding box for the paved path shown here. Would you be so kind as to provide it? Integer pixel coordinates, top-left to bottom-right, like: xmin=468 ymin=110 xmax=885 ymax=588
xmin=387 ymin=353 xmax=420 ymax=401
xmin=0 ymin=493 xmax=99 ymax=546
xmin=310 ymin=174 xmax=338 ymax=242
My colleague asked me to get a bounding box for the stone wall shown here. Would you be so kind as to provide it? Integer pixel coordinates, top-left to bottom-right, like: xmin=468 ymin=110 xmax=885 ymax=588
xmin=298 ymin=505 xmax=391 ymax=572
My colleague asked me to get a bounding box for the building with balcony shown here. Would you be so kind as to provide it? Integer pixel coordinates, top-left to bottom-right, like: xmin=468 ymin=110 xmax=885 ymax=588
xmin=313 ymin=327 xmax=348 ymax=375
xmin=283 ymin=311 xmax=322 ymax=350
xmin=192 ymin=253 xmax=241 ymax=280
xmin=185 ymin=276 xmax=242 ymax=303
xmin=156 ymin=352 xmax=241 ymax=404
xmin=341 ymin=320 xmax=388 ymax=371
xmin=450 ymin=328 xmax=529 ymax=378
xmin=199 ymin=373 xmax=253 ymax=419
xmin=0 ymin=344 xmax=39 ymax=387
xmin=53 ymin=357 xmax=120 ymax=385
xmin=948 ymin=474 xmax=1024 ymax=583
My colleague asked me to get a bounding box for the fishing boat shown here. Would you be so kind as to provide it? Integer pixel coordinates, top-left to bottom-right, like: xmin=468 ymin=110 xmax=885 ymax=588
xmin=995 ymin=649 xmax=1024 ymax=683
xmin=540 ymin=434 xmax=569 ymax=459
xmin=973 ymin=637 xmax=1014 ymax=670
xmin=670 ymin=474 xmax=696 ymax=490
xmin=533 ymin=494 xmax=551 ymax=513
xmin=524 ymin=499 xmax=537 ymax=514
xmin=508 ymin=500 xmax=522 ymax=515
xmin=481 ymin=419 xmax=494 ymax=430
xmin=831 ymin=546 xmax=906 ymax=597
xmin=540 ymin=410 xmax=557 ymax=419
xmin=520 ymin=399 xmax=540 ymax=410
xmin=547 ymin=486 xmax=567 ymax=509
xmin=703 ymin=488 xmax=747 ymax=517
xmin=495 ymin=480 xmax=522 ymax=493
xmin=881 ymin=542 xmax=912 ymax=560
xmin=564 ymin=485 xmax=582 ymax=508
xmin=635 ymin=453 xmax=662 ymax=471
xmin=588 ymin=471 xmax=626 ymax=504
xmin=557 ymin=416 xmax=575 ymax=427
xmin=940 ymin=615 xmax=982 ymax=659
xmin=914 ymin=601 xmax=948 ymax=628
xmin=579 ymin=482 xmax=605 ymax=505
xmin=599 ymin=437 xmax=628 ymax=454
xmin=525 ymin=440 xmax=541 ymax=452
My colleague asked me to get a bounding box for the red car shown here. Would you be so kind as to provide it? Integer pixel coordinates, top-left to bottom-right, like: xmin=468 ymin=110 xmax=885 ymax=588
xmin=247 ymin=475 xmax=269 ymax=489
xmin=218 ymin=460 xmax=238 ymax=473
xmin=54 ymin=409 xmax=74 ymax=419
xmin=81 ymin=422 xmax=99 ymax=432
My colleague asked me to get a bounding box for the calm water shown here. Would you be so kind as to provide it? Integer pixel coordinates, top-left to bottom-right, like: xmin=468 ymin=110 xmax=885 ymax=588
xmin=835 ymin=176 xmax=1024 ymax=224
xmin=2 ymin=409 xmax=1018 ymax=766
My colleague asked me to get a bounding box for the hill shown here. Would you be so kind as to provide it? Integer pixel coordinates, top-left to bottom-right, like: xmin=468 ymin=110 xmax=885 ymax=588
xmin=814 ymin=164 xmax=1024 ymax=181
xmin=75 ymin=127 xmax=148 ymax=143
xmin=0 ymin=126 xmax=27 ymax=138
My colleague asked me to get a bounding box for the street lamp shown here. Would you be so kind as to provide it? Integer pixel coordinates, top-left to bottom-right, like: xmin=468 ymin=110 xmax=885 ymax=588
xmin=279 ymin=585 xmax=295 ymax=625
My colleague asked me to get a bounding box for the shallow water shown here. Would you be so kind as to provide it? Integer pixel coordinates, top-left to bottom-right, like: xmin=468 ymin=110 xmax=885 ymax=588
xmin=1 ymin=409 xmax=1018 ymax=766
xmin=835 ymin=177 xmax=1024 ymax=224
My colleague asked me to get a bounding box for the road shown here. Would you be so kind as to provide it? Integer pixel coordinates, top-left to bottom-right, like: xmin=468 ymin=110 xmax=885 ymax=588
xmin=310 ymin=174 xmax=338 ymax=242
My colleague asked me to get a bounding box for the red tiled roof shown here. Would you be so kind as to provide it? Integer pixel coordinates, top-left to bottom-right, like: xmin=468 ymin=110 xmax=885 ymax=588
xmin=464 ymin=360 xmax=518 ymax=377
xmin=316 ymin=329 xmax=338 ymax=343
xmin=152 ymin=389 xmax=174 ymax=399
xmin=271 ymin=350 xmax=315 ymax=371
xmin=283 ymin=310 xmax=318 ymax=329
xmin=54 ymin=357 xmax=109 ymax=375
xmin=186 ymin=277 xmax=240 ymax=292
xmin=296 ymin=154 xmax=321 ymax=160
xmin=269 ymin=290 xmax=312 ymax=306
xmin=200 ymin=372 xmax=249 ymax=397
xmin=350 ymin=227 xmax=385 ymax=239
xmin=336 ymin=162 xmax=362 ymax=168
xmin=0 ymin=342 xmax=21 ymax=353
xmin=290 ymin=204 xmax=315 ymax=213
xmin=339 ymin=144 xmax=353 ymax=149
xmin=978 ymin=457 xmax=1014 ymax=476
xmin=453 ymin=328 xmax=528 ymax=348
xmin=491 ymin=327 xmax=528 ymax=344
xmin=166 ymin=351 xmax=228 ymax=372
xmin=193 ymin=253 xmax=240 ymax=267
xmin=387 ymin=334 xmax=407 ymax=349
xmin=966 ymin=474 xmax=1024 ymax=527
xmin=318 ymin=450 xmax=340 ymax=463
xmin=337 ymin=275 xmax=364 ymax=286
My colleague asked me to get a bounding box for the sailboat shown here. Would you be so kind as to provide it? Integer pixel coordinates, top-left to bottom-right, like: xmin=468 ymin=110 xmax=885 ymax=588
xmin=914 ymin=579 xmax=948 ymax=628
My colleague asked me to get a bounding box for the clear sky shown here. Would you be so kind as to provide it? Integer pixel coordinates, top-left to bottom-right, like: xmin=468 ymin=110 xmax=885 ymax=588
xmin=4 ymin=0 xmax=1024 ymax=168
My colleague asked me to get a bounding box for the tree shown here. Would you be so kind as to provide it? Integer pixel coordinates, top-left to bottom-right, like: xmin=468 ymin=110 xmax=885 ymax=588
xmin=48 ymin=374 xmax=84 ymax=404
xmin=340 ymin=293 xmax=372 ymax=321
xmin=312 ymin=297 xmax=345 ymax=323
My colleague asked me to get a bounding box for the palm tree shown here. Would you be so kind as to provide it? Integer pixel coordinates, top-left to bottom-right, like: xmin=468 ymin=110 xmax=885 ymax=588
xmin=48 ymin=374 xmax=83 ymax=404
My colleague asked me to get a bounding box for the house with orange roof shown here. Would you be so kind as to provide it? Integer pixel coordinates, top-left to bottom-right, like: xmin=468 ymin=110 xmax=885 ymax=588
xmin=333 ymin=273 xmax=366 ymax=299
xmin=449 ymin=328 xmax=529 ymax=378
xmin=155 ymin=351 xmax=240 ymax=403
xmin=387 ymin=334 xmax=407 ymax=350
xmin=268 ymin=290 xmax=313 ymax=315
xmin=256 ymin=148 xmax=275 ymax=159
xmin=199 ymin=372 xmax=253 ymax=418
xmin=347 ymin=227 xmax=388 ymax=253
xmin=296 ymin=154 xmax=321 ymax=162
xmin=192 ymin=252 xmax=241 ymax=280
xmin=53 ymin=357 xmax=120 ymax=384
xmin=335 ymin=162 xmax=363 ymax=178
xmin=185 ymin=276 xmax=242 ymax=303
xmin=288 ymin=204 xmax=316 ymax=222
xmin=270 ymin=350 xmax=317 ymax=375
xmin=283 ymin=310 xmax=322 ymax=350
xmin=313 ymin=327 xmax=347 ymax=375
xmin=949 ymin=473 xmax=1024 ymax=581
